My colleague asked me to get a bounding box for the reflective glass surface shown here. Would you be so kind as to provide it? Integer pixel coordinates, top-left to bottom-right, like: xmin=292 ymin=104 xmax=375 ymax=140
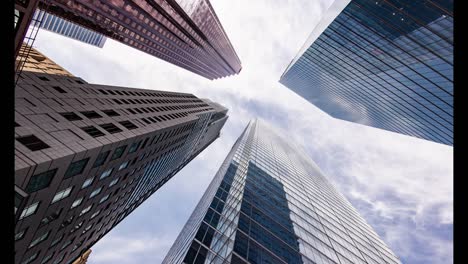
xmin=164 ymin=120 xmax=401 ymax=263
xmin=280 ymin=0 xmax=453 ymax=145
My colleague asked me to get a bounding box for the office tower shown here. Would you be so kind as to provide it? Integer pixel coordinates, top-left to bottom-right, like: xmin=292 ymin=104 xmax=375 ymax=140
xmin=280 ymin=0 xmax=453 ymax=145
xmin=164 ymin=119 xmax=401 ymax=264
xmin=33 ymin=10 xmax=107 ymax=48
xmin=16 ymin=43 xmax=74 ymax=77
xmin=41 ymin=0 xmax=242 ymax=79
xmin=14 ymin=47 xmax=229 ymax=264
xmin=15 ymin=0 xmax=40 ymax=57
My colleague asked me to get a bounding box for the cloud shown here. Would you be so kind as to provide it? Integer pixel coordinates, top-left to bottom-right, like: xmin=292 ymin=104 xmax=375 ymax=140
xmin=32 ymin=0 xmax=452 ymax=263
xmin=90 ymin=234 xmax=173 ymax=264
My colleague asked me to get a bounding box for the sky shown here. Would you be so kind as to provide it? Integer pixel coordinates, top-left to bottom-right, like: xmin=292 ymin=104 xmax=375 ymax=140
xmin=32 ymin=0 xmax=453 ymax=263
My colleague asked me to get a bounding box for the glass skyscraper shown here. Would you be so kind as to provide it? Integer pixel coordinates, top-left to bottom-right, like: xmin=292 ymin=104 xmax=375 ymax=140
xmin=39 ymin=0 xmax=242 ymax=80
xmin=280 ymin=0 xmax=453 ymax=145
xmin=164 ymin=120 xmax=401 ymax=264
xmin=33 ymin=10 xmax=107 ymax=48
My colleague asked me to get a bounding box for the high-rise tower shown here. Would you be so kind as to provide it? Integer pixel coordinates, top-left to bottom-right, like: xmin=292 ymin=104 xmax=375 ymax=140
xmin=14 ymin=47 xmax=228 ymax=264
xmin=164 ymin=119 xmax=401 ymax=264
xmin=33 ymin=10 xmax=107 ymax=48
xmin=40 ymin=0 xmax=242 ymax=79
xmin=280 ymin=0 xmax=453 ymax=145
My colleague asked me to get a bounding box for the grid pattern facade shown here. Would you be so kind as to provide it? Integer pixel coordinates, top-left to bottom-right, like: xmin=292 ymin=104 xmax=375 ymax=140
xmin=14 ymin=58 xmax=228 ymax=263
xmin=164 ymin=120 xmax=401 ymax=264
xmin=40 ymin=0 xmax=242 ymax=80
xmin=16 ymin=44 xmax=74 ymax=77
xmin=280 ymin=0 xmax=453 ymax=145
xmin=33 ymin=9 xmax=107 ymax=48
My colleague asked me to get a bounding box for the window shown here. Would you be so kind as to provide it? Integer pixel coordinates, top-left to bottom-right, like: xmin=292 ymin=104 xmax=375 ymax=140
xmin=99 ymin=123 xmax=123 ymax=134
xmin=102 ymin=109 xmax=120 ymax=117
xmin=16 ymin=135 xmax=50 ymax=151
xmin=90 ymin=210 xmax=101 ymax=219
xmin=64 ymin=158 xmax=89 ymax=178
xmin=118 ymin=161 xmax=129 ymax=171
xmin=25 ymin=169 xmax=57 ymax=193
xmin=28 ymin=230 xmax=50 ymax=248
xmin=51 ymin=86 xmax=67 ymax=93
xmin=100 ymin=168 xmax=113 ymax=180
xmin=119 ymin=120 xmax=138 ymax=130
xmin=80 ymin=111 xmax=102 ymax=119
xmin=81 ymin=126 xmax=105 ymax=138
xmin=40 ymin=209 xmax=62 ymax=226
xmin=90 ymin=187 xmax=102 ymax=198
xmin=60 ymin=216 xmax=74 ymax=229
xmin=81 ymin=177 xmax=94 ymax=189
xmin=60 ymin=112 xmax=82 ymax=121
xmin=39 ymin=76 xmax=49 ymax=81
xmin=128 ymin=141 xmax=141 ymax=153
xmin=60 ymin=238 xmax=74 ymax=250
xmin=71 ymin=197 xmax=84 ymax=209
xmin=21 ymin=251 xmax=39 ymax=264
xmin=51 ymin=186 xmax=73 ymax=204
xmin=41 ymin=253 xmax=54 ymax=264
xmin=52 ymin=254 xmax=64 ymax=264
xmin=19 ymin=202 xmax=39 ymax=220
xmin=15 ymin=228 xmax=27 ymax=241
xmin=79 ymin=205 xmax=92 ymax=216
xmin=99 ymin=194 xmax=110 ymax=204
xmin=109 ymin=177 xmax=119 ymax=187
xmin=93 ymin=151 xmax=110 ymax=168
xmin=111 ymin=145 xmax=127 ymax=160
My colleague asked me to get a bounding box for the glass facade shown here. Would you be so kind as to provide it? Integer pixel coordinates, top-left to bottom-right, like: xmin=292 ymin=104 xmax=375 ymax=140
xmin=41 ymin=0 xmax=242 ymax=80
xmin=280 ymin=0 xmax=453 ymax=145
xmin=33 ymin=10 xmax=107 ymax=48
xmin=164 ymin=120 xmax=401 ymax=264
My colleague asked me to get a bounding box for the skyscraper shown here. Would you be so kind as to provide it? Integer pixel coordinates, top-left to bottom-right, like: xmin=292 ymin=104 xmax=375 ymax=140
xmin=15 ymin=0 xmax=40 ymax=57
xmin=164 ymin=119 xmax=401 ymax=264
xmin=14 ymin=47 xmax=228 ymax=264
xmin=40 ymin=0 xmax=242 ymax=80
xmin=280 ymin=0 xmax=453 ymax=145
xmin=33 ymin=10 xmax=107 ymax=48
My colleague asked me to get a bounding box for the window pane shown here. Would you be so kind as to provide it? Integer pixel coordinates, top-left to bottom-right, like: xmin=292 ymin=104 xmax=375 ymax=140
xmin=25 ymin=169 xmax=57 ymax=193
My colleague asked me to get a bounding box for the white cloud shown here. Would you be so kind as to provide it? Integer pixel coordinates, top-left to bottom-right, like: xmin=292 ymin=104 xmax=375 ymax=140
xmin=32 ymin=0 xmax=452 ymax=263
xmin=89 ymin=234 xmax=173 ymax=264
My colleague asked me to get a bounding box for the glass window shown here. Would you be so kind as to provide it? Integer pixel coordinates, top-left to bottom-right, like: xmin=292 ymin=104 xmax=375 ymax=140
xmin=99 ymin=194 xmax=110 ymax=204
xmin=16 ymin=135 xmax=50 ymax=151
xmin=99 ymin=168 xmax=113 ymax=180
xmin=50 ymin=234 xmax=63 ymax=248
xmin=90 ymin=187 xmax=102 ymax=198
xmin=79 ymin=205 xmax=92 ymax=216
xmin=21 ymin=251 xmax=39 ymax=264
xmin=71 ymin=197 xmax=83 ymax=209
xmin=64 ymin=158 xmax=89 ymax=179
xmin=81 ymin=177 xmax=94 ymax=189
xmin=19 ymin=201 xmax=40 ymax=220
xmin=51 ymin=187 xmax=73 ymax=204
xmin=118 ymin=161 xmax=129 ymax=171
xmin=28 ymin=230 xmax=50 ymax=248
xmin=93 ymin=151 xmax=110 ymax=168
xmin=80 ymin=111 xmax=102 ymax=119
xmin=90 ymin=210 xmax=101 ymax=219
xmin=60 ymin=112 xmax=82 ymax=121
xmin=128 ymin=141 xmax=141 ymax=153
xmin=40 ymin=253 xmax=54 ymax=264
xmin=25 ymin=169 xmax=57 ymax=193
xmin=15 ymin=228 xmax=27 ymax=241
xmin=109 ymin=177 xmax=119 ymax=187
xmin=111 ymin=145 xmax=127 ymax=160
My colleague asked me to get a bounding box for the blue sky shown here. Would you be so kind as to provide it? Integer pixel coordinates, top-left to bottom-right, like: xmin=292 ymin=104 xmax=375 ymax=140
xmin=32 ymin=0 xmax=452 ymax=263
